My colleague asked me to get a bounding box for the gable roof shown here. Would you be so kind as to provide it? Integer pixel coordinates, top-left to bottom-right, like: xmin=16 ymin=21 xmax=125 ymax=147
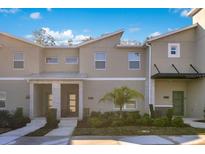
xmin=147 ymin=24 xmax=198 ymax=42
xmin=76 ymin=29 xmax=124 ymax=47
xmin=0 ymin=32 xmax=44 ymax=48
xmin=187 ymin=8 xmax=202 ymax=17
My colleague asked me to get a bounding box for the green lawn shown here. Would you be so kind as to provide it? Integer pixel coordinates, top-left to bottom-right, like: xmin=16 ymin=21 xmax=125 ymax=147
xmin=0 ymin=128 xmax=11 ymax=134
xmin=73 ymin=126 xmax=205 ymax=136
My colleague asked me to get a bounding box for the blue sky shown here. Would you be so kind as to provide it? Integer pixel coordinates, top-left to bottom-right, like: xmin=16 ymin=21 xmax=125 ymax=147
xmin=0 ymin=8 xmax=192 ymax=45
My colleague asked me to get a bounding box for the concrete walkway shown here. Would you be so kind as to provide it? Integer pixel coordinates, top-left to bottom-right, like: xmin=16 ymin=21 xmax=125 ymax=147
xmin=71 ymin=135 xmax=205 ymax=145
xmin=183 ymin=118 xmax=205 ymax=128
xmin=0 ymin=118 xmax=46 ymax=145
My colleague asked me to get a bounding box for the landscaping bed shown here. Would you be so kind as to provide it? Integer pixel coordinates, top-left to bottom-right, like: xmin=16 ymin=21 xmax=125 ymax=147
xmin=0 ymin=128 xmax=11 ymax=134
xmin=195 ymin=120 xmax=205 ymax=123
xmin=73 ymin=126 xmax=205 ymax=136
xmin=74 ymin=110 xmax=205 ymax=136
xmin=26 ymin=126 xmax=53 ymax=136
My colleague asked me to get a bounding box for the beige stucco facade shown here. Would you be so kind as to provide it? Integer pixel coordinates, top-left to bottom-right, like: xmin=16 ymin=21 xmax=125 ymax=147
xmin=1 ymin=8 xmax=205 ymax=119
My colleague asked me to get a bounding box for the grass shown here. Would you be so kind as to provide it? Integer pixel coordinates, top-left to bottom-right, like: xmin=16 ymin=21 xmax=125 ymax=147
xmin=0 ymin=128 xmax=11 ymax=134
xmin=26 ymin=126 xmax=54 ymax=136
xmin=73 ymin=126 xmax=205 ymax=136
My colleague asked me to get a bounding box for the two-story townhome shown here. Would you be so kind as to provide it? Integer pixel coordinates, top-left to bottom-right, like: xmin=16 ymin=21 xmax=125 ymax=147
xmin=0 ymin=8 xmax=205 ymax=120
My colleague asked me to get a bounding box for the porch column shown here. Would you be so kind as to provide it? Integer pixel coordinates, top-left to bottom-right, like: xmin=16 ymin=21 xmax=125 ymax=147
xmin=52 ymin=82 xmax=61 ymax=119
xmin=29 ymin=82 xmax=34 ymax=119
xmin=79 ymin=81 xmax=83 ymax=120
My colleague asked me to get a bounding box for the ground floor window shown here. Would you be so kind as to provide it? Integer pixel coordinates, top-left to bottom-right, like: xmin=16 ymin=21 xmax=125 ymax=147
xmin=114 ymin=100 xmax=137 ymax=110
xmin=0 ymin=91 xmax=6 ymax=108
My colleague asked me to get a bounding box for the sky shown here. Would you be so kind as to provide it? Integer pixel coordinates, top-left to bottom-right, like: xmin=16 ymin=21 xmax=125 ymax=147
xmin=0 ymin=8 xmax=192 ymax=45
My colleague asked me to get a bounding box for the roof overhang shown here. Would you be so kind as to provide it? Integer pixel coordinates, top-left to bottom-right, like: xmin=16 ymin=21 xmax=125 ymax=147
xmin=147 ymin=24 xmax=198 ymax=42
xmin=151 ymin=73 xmax=205 ymax=79
xmin=187 ymin=8 xmax=202 ymax=17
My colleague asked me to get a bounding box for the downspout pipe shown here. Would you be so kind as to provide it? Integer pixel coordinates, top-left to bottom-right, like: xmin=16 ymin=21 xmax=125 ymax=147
xmin=145 ymin=42 xmax=152 ymax=108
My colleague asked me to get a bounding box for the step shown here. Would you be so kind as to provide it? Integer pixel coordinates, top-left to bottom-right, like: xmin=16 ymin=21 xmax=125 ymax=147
xmin=59 ymin=118 xmax=78 ymax=127
xmin=26 ymin=118 xmax=46 ymax=127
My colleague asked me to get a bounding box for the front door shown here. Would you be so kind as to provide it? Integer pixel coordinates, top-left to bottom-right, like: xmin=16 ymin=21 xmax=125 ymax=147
xmin=61 ymin=84 xmax=79 ymax=117
xmin=173 ymin=91 xmax=184 ymax=116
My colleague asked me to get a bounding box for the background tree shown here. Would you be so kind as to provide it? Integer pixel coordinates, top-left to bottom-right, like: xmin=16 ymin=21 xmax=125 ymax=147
xmin=99 ymin=86 xmax=144 ymax=118
xmin=32 ymin=28 xmax=56 ymax=46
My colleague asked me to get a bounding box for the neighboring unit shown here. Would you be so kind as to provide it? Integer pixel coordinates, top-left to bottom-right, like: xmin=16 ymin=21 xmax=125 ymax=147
xmin=0 ymin=8 xmax=205 ymax=119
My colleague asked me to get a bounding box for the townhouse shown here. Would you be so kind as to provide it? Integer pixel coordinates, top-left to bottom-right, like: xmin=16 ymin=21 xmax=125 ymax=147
xmin=0 ymin=8 xmax=205 ymax=119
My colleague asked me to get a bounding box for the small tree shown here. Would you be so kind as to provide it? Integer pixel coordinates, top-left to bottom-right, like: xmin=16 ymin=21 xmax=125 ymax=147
xmin=99 ymin=86 xmax=144 ymax=118
xmin=32 ymin=28 xmax=56 ymax=46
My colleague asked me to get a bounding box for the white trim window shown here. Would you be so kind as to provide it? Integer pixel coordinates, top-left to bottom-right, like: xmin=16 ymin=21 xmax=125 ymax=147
xmin=95 ymin=52 xmax=106 ymax=70
xmin=128 ymin=52 xmax=140 ymax=70
xmin=114 ymin=100 xmax=137 ymax=110
xmin=13 ymin=52 xmax=24 ymax=69
xmin=65 ymin=56 xmax=78 ymax=64
xmin=168 ymin=43 xmax=180 ymax=58
xmin=0 ymin=91 xmax=6 ymax=108
xmin=46 ymin=57 xmax=58 ymax=64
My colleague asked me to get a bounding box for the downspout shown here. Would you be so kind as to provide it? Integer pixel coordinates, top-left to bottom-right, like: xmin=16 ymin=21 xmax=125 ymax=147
xmin=146 ymin=42 xmax=152 ymax=108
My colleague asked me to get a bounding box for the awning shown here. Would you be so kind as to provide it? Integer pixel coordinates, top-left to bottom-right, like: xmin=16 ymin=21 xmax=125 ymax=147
xmin=151 ymin=73 xmax=205 ymax=79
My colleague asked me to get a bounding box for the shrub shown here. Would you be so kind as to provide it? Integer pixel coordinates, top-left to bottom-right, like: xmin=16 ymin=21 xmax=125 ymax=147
xmin=9 ymin=108 xmax=30 ymax=129
xmin=172 ymin=117 xmax=185 ymax=127
xmin=166 ymin=109 xmax=174 ymax=122
xmin=45 ymin=108 xmax=59 ymax=128
xmin=149 ymin=104 xmax=155 ymax=118
xmin=88 ymin=117 xmax=105 ymax=128
xmin=124 ymin=111 xmax=141 ymax=125
xmin=139 ymin=113 xmax=153 ymax=126
xmin=111 ymin=119 xmax=125 ymax=127
xmin=90 ymin=111 xmax=101 ymax=117
xmin=0 ymin=110 xmax=12 ymax=127
xmin=153 ymin=117 xmax=170 ymax=127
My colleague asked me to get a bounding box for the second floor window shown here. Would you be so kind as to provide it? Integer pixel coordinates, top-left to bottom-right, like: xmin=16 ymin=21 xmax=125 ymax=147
xmin=168 ymin=43 xmax=180 ymax=58
xmin=65 ymin=56 xmax=78 ymax=64
xmin=95 ymin=52 xmax=106 ymax=70
xmin=46 ymin=57 xmax=58 ymax=64
xmin=128 ymin=52 xmax=140 ymax=70
xmin=0 ymin=91 xmax=6 ymax=108
xmin=14 ymin=52 xmax=24 ymax=69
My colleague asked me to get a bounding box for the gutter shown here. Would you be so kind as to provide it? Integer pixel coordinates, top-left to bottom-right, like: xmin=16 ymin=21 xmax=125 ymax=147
xmin=146 ymin=42 xmax=152 ymax=107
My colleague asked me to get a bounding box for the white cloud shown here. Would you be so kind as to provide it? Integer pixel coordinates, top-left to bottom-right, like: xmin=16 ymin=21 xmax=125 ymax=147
xmin=0 ymin=8 xmax=20 ymax=14
xmin=74 ymin=35 xmax=91 ymax=43
xmin=47 ymin=8 xmax=52 ymax=12
xmin=180 ymin=9 xmax=189 ymax=17
xmin=169 ymin=8 xmax=191 ymax=17
xmin=30 ymin=12 xmax=42 ymax=20
xmin=42 ymin=27 xmax=74 ymax=46
xmin=128 ymin=27 xmax=140 ymax=33
xmin=149 ymin=32 xmax=161 ymax=37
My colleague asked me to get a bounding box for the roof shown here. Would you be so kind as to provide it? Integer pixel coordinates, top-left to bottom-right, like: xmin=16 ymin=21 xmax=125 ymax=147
xmin=0 ymin=32 xmax=44 ymax=48
xmin=28 ymin=72 xmax=87 ymax=80
xmin=147 ymin=24 xmax=198 ymax=42
xmin=76 ymin=29 xmax=124 ymax=47
xmin=151 ymin=73 xmax=205 ymax=79
xmin=187 ymin=8 xmax=202 ymax=17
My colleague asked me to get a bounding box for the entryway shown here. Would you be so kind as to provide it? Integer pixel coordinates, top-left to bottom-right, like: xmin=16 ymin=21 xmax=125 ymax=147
xmin=61 ymin=84 xmax=79 ymax=117
xmin=173 ymin=91 xmax=184 ymax=116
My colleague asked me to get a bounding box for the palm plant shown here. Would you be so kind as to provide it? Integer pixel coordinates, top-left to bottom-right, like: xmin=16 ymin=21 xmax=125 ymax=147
xmin=99 ymin=86 xmax=144 ymax=118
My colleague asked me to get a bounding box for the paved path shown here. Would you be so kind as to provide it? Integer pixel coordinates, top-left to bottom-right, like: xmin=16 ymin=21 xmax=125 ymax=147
xmin=71 ymin=135 xmax=205 ymax=145
xmin=0 ymin=118 xmax=46 ymax=145
xmin=183 ymin=118 xmax=205 ymax=128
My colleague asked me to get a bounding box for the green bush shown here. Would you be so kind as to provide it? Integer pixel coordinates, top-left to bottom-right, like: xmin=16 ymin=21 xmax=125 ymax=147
xmin=0 ymin=110 xmax=12 ymax=127
xmin=139 ymin=113 xmax=153 ymax=126
xmin=166 ymin=109 xmax=174 ymax=122
xmin=88 ymin=117 xmax=105 ymax=128
xmin=46 ymin=108 xmax=59 ymax=128
xmin=153 ymin=117 xmax=170 ymax=127
xmin=149 ymin=104 xmax=155 ymax=118
xmin=90 ymin=111 xmax=101 ymax=117
xmin=9 ymin=108 xmax=31 ymax=129
xmin=111 ymin=119 xmax=125 ymax=127
xmin=172 ymin=117 xmax=185 ymax=127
